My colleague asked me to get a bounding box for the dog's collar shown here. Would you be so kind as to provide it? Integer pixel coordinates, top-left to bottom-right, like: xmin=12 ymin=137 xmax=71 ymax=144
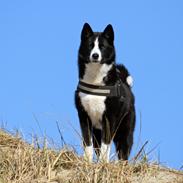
xmin=77 ymin=80 xmax=126 ymax=97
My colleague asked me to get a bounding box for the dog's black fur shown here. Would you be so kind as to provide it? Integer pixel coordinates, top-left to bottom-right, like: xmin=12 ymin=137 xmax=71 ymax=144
xmin=75 ymin=23 xmax=135 ymax=160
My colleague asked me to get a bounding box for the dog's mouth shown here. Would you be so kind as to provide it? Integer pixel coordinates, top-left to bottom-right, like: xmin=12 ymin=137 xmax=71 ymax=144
xmin=89 ymin=56 xmax=102 ymax=63
xmin=91 ymin=59 xmax=100 ymax=63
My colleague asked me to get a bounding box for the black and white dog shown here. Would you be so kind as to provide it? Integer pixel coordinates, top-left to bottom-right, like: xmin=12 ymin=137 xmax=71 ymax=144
xmin=75 ymin=23 xmax=135 ymax=162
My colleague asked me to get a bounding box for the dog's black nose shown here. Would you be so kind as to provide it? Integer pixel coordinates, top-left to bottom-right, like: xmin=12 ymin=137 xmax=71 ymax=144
xmin=92 ymin=53 xmax=99 ymax=60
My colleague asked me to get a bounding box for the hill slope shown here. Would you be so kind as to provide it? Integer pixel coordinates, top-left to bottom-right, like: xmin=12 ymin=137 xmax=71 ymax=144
xmin=0 ymin=129 xmax=182 ymax=183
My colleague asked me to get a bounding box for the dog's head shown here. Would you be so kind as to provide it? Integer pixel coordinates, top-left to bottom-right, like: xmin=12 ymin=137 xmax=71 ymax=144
xmin=79 ymin=23 xmax=115 ymax=65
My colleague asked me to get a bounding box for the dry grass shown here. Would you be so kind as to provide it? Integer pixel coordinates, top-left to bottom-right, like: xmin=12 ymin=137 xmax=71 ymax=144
xmin=0 ymin=129 xmax=182 ymax=183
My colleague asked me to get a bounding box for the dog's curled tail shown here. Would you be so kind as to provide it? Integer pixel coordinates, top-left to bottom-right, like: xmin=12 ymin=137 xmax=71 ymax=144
xmin=116 ymin=64 xmax=133 ymax=87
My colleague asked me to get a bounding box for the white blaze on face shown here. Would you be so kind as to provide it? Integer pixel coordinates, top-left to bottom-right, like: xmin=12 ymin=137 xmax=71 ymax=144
xmin=89 ymin=37 xmax=102 ymax=62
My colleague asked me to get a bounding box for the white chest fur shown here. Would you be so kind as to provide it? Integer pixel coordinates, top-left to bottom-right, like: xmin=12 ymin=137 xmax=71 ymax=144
xmin=79 ymin=92 xmax=106 ymax=129
xmin=82 ymin=63 xmax=112 ymax=85
xmin=79 ymin=63 xmax=112 ymax=129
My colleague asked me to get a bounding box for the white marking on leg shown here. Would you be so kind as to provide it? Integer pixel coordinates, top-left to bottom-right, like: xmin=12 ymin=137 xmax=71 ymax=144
xmin=99 ymin=142 xmax=111 ymax=163
xmin=83 ymin=145 xmax=93 ymax=162
xmin=126 ymin=75 xmax=133 ymax=87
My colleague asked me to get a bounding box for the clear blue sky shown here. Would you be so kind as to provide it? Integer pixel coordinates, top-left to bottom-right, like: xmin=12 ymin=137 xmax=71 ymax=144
xmin=0 ymin=0 xmax=183 ymax=169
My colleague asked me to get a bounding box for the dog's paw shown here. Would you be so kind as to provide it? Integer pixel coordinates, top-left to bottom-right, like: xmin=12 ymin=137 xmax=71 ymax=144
xmin=83 ymin=145 xmax=93 ymax=163
xmin=126 ymin=75 xmax=133 ymax=87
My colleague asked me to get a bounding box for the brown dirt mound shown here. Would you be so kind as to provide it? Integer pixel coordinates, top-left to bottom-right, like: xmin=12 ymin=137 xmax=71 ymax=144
xmin=0 ymin=129 xmax=182 ymax=183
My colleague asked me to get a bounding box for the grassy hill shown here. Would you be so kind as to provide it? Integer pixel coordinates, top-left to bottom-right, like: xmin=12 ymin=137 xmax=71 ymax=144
xmin=0 ymin=129 xmax=182 ymax=183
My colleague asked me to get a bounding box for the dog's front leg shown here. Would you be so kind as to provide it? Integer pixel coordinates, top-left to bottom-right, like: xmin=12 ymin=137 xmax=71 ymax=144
xmin=79 ymin=111 xmax=93 ymax=162
xmin=99 ymin=115 xmax=111 ymax=163
xmin=81 ymin=123 xmax=93 ymax=162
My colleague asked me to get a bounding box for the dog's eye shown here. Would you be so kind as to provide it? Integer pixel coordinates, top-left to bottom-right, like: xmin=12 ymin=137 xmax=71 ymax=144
xmin=99 ymin=43 xmax=104 ymax=49
xmin=89 ymin=43 xmax=94 ymax=48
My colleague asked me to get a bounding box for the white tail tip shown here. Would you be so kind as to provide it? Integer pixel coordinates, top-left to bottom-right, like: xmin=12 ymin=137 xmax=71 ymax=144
xmin=126 ymin=76 xmax=133 ymax=87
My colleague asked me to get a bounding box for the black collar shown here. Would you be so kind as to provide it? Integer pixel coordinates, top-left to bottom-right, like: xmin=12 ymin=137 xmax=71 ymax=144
xmin=77 ymin=80 xmax=126 ymax=97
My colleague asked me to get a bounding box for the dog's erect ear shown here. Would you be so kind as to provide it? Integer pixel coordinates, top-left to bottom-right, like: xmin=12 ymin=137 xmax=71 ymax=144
xmin=102 ymin=24 xmax=114 ymax=44
xmin=81 ymin=23 xmax=93 ymax=41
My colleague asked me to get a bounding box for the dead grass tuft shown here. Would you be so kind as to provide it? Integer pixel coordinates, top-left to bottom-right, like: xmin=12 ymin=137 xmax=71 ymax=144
xmin=0 ymin=129 xmax=182 ymax=183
